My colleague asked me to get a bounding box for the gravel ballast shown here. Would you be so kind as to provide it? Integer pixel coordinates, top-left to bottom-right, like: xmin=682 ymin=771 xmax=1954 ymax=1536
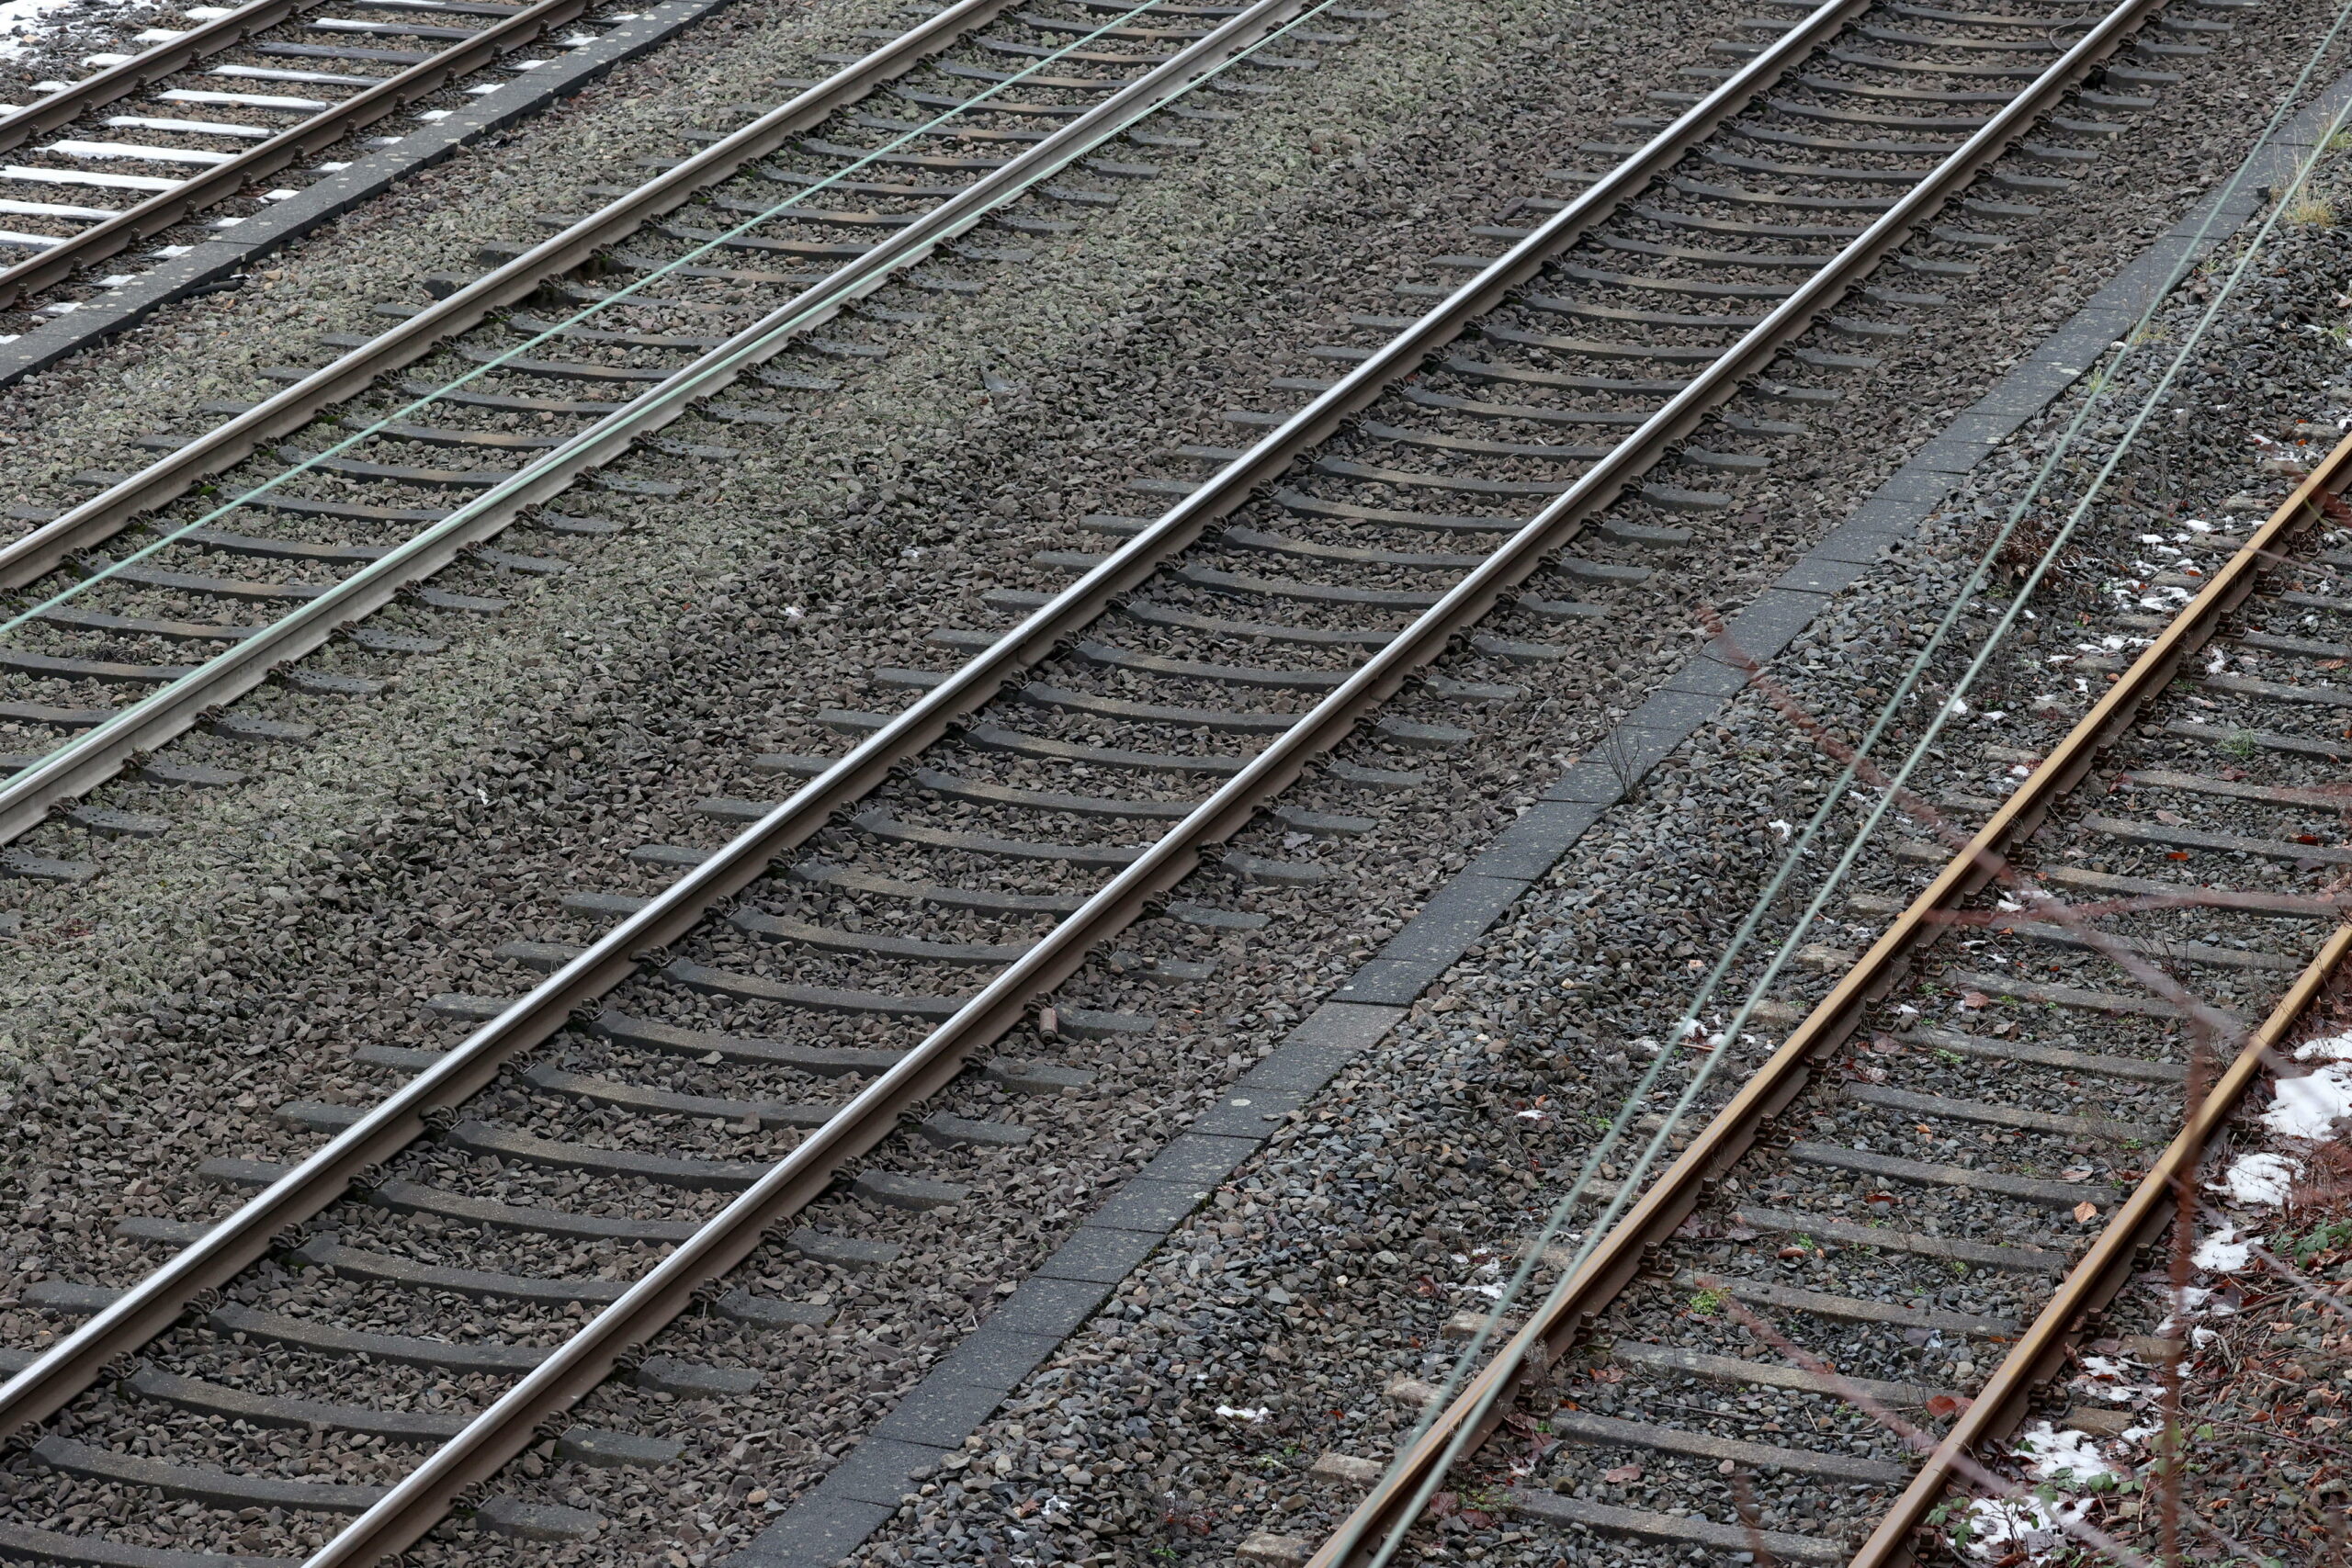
xmin=2 ymin=3 xmax=2351 ymax=1567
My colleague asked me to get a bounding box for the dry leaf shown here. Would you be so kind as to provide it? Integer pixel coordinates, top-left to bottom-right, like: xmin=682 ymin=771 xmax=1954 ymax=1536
xmin=1589 ymin=1366 xmax=1625 ymax=1383
xmin=1960 ymin=990 xmax=1991 ymax=1010
xmin=2074 ymin=1201 xmax=2100 ymax=1224
xmin=2154 ymin=809 xmax=2188 ymax=827
xmin=1601 ymin=1464 xmax=1643 ymax=1484
xmin=1927 ymin=1393 xmax=1973 ymax=1419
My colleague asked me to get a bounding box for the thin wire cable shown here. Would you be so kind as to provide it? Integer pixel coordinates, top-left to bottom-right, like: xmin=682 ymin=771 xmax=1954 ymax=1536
xmin=1340 ymin=17 xmax=2352 ymax=1563
xmin=0 ymin=0 xmax=1196 ymax=637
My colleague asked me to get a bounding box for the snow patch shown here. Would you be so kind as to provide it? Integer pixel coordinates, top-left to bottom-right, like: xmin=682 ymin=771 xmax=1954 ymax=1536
xmin=2294 ymin=1028 xmax=2352 ymax=1063
xmin=2262 ymin=1065 xmax=2352 ymax=1139
xmin=0 ymin=0 xmax=143 ymax=62
xmin=2018 ymin=1422 xmax=2116 ymax=1485
xmin=2192 ymin=1226 xmax=2255 ymax=1273
xmin=1961 ymin=1425 xmax=2120 ymax=1558
xmin=2218 ymin=1150 xmax=2301 ymax=1208
xmin=1961 ymin=1493 xmax=2094 ymax=1561
xmin=2074 ymin=1357 xmax=2159 ymax=1404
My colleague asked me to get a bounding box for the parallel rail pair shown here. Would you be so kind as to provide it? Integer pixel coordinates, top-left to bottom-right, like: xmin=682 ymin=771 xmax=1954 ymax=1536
xmin=1311 ymin=250 xmax=2352 ymax=1568
xmin=0 ymin=0 xmax=609 ymax=311
xmin=0 ymin=0 xmax=2219 ymax=1562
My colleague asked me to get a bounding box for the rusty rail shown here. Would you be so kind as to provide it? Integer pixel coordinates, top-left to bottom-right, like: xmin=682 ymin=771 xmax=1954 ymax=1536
xmin=1845 ymin=429 xmax=2352 ymax=1564
xmin=1306 ymin=428 xmax=2352 ymax=1565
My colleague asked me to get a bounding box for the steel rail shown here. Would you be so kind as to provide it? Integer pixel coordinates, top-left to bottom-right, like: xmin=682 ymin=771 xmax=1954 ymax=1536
xmin=1300 ymin=0 xmax=2189 ymax=1555
xmin=0 ymin=0 xmax=1921 ymax=1497
xmin=0 ymin=0 xmax=1855 ymax=853
xmin=0 ymin=0 xmax=2062 ymax=1463
xmin=0 ymin=0 xmax=315 ymax=153
xmin=281 ymin=9 xmax=1916 ymax=1555
xmin=0 ymin=0 xmax=1021 ymax=590
xmin=0 ymin=0 xmax=602 ymax=310
xmin=0 ymin=0 xmax=1323 ymax=1443
xmin=0 ymin=0 xmax=1327 ymax=854
xmin=1846 ymin=428 xmax=2352 ymax=1567
xmin=295 ymin=0 xmax=2199 ymax=1556
xmin=1854 ymin=925 xmax=2352 ymax=1564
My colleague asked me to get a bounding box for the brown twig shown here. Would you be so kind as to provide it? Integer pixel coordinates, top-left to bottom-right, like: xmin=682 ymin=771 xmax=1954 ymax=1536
xmin=2245 ymin=1239 xmax=2352 ymax=1329
xmin=2160 ymin=1021 xmax=2210 ymax=1568
xmin=2188 ymin=1416 xmax=2352 ymax=1464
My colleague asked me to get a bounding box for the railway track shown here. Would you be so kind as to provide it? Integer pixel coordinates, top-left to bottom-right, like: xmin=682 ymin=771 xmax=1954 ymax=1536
xmin=0 ymin=0 xmax=2286 ymax=1561
xmin=0 ymin=0 xmax=2203 ymax=858
xmin=0 ymin=0 xmax=676 ymax=339
xmin=1301 ymin=264 xmax=2352 ymax=1568
xmin=0 ymin=0 xmax=1364 ymax=857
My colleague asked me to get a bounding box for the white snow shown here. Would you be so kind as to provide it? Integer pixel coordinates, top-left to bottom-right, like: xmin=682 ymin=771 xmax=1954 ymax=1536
xmin=2294 ymin=1028 xmax=2352 ymax=1062
xmin=2218 ymin=1150 xmax=2301 ymax=1208
xmin=2159 ymin=1284 xmax=2234 ymax=1328
xmin=0 ymin=0 xmax=89 ymax=61
xmin=2017 ymin=1422 xmax=2116 ymax=1484
xmin=2261 ymin=1064 xmax=2352 ymax=1139
xmin=1961 ymin=1493 xmax=2094 ymax=1560
xmin=2074 ymin=1356 xmax=2160 ymax=1404
xmin=1961 ymin=1426 xmax=2115 ymax=1557
xmin=2193 ymin=1226 xmax=2255 ymax=1273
